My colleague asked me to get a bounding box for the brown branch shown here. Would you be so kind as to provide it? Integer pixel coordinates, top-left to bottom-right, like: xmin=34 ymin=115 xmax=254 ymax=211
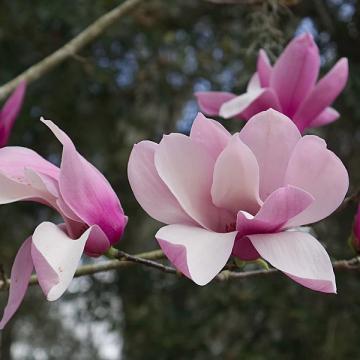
xmin=0 ymin=249 xmax=359 ymax=292
xmin=0 ymin=0 xmax=143 ymax=101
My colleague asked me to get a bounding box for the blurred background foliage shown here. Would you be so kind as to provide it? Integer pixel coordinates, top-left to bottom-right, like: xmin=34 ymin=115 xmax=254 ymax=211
xmin=0 ymin=0 xmax=359 ymax=359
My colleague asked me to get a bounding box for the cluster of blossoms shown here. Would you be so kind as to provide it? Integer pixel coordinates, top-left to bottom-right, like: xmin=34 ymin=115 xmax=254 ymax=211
xmin=0 ymin=33 xmax=357 ymax=328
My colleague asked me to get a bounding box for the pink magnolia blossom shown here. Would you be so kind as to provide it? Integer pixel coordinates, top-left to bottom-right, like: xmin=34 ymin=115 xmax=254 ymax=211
xmin=196 ymin=34 xmax=348 ymax=133
xmin=0 ymin=118 xmax=127 ymax=329
xmin=352 ymin=205 xmax=360 ymax=253
xmin=128 ymin=110 xmax=348 ymax=292
xmin=0 ymin=81 xmax=26 ymax=147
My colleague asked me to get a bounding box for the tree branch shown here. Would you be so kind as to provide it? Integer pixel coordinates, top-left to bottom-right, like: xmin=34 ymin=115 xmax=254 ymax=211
xmin=0 ymin=0 xmax=143 ymax=101
xmin=0 ymin=249 xmax=359 ymax=292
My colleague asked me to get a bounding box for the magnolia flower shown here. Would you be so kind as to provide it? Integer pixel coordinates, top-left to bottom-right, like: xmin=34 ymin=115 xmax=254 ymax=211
xmin=351 ymin=205 xmax=360 ymax=253
xmin=128 ymin=110 xmax=348 ymax=292
xmin=0 ymin=118 xmax=127 ymax=329
xmin=196 ymin=34 xmax=348 ymax=133
xmin=0 ymin=81 xmax=26 ymax=147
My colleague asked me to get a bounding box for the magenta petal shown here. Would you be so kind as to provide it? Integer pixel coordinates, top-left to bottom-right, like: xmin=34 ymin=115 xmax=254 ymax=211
xmin=195 ymin=91 xmax=237 ymax=116
xmin=236 ymin=185 xmax=314 ymax=236
xmin=232 ymin=235 xmax=260 ymax=261
xmin=270 ymin=33 xmax=320 ymax=116
xmin=190 ymin=112 xmax=231 ymax=159
xmin=156 ymin=224 xmax=237 ymax=285
xmin=128 ymin=140 xmax=195 ymax=226
xmin=249 ymin=231 xmax=336 ymax=293
xmin=32 ymin=222 xmax=91 ymax=301
xmin=285 ymin=135 xmax=349 ymax=226
xmin=211 ymin=135 xmax=261 ymax=214
xmin=41 ymin=119 xmax=126 ymax=244
xmin=354 ymin=205 xmax=360 ymax=242
xmin=0 ymin=81 xmax=26 ymax=147
xmin=154 ymin=133 xmax=228 ymax=231
xmin=293 ymin=58 xmax=348 ymax=132
xmin=0 ymin=237 xmax=33 ymax=329
xmin=78 ymin=223 xmax=110 ymax=257
xmin=257 ymin=49 xmax=272 ymax=87
xmin=239 ymin=109 xmax=301 ymax=200
xmin=309 ymin=107 xmax=339 ymax=128
xmin=233 ymin=185 xmax=313 ymax=261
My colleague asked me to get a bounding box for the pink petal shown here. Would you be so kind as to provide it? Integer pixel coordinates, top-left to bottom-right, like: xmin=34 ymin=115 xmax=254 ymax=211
xmin=84 ymin=225 xmax=111 ymax=257
xmin=0 ymin=237 xmax=33 ymax=329
xmin=190 ymin=112 xmax=231 ymax=159
xmin=128 ymin=140 xmax=195 ymax=226
xmin=32 ymin=222 xmax=91 ymax=301
xmin=211 ymin=135 xmax=261 ymax=215
xmin=0 ymin=171 xmax=48 ymax=204
xmin=246 ymin=73 xmax=261 ymax=92
xmin=233 ymin=185 xmax=314 ymax=261
xmin=293 ymin=58 xmax=348 ymax=132
xmin=309 ymin=107 xmax=339 ymax=128
xmin=249 ymin=231 xmax=336 ymax=293
xmin=232 ymin=234 xmax=260 ymax=261
xmin=239 ymin=109 xmax=301 ymax=200
xmin=354 ymin=205 xmax=360 ymax=243
xmin=41 ymin=119 xmax=126 ymax=245
xmin=236 ymin=185 xmax=314 ymax=235
xmin=270 ymin=33 xmax=320 ymax=117
xmin=284 ymin=135 xmax=349 ymax=226
xmin=155 ymin=133 xmax=230 ymax=231
xmin=219 ymin=88 xmax=281 ymax=120
xmin=195 ymin=91 xmax=237 ymax=116
xmin=0 ymin=147 xmax=59 ymax=205
xmin=156 ymin=224 xmax=237 ymax=285
xmin=0 ymin=81 xmax=26 ymax=147
xmin=257 ymin=49 xmax=272 ymax=87
xmin=0 ymin=146 xmax=59 ymax=180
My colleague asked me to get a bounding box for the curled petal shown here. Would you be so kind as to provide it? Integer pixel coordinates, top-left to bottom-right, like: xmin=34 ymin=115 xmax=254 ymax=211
xmin=0 ymin=237 xmax=33 ymax=329
xmin=128 ymin=140 xmax=195 ymax=226
xmin=249 ymin=231 xmax=336 ymax=293
xmin=270 ymin=33 xmax=320 ymax=116
xmin=219 ymin=88 xmax=281 ymax=120
xmin=233 ymin=186 xmax=313 ymax=261
xmin=236 ymin=185 xmax=314 ymax=236
xmin=32 ymin=222 xmax=91 ymax=301
xmin=156 ymin=224 xmax=237 ymax=285
xmin=285 ymin=135 xmax=349 ymax=226
xmin=239 ymin=109 xmax=301 ymax=200
xmin=195 ymin=91 xmax=237 ymax=117
xmin=41 ymin=119 xmax=126 ymax=244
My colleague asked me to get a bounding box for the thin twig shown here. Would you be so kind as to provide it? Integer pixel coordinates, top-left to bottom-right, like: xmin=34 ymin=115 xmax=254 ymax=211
xmin=0 ymin=250 xmax=359 ymax=292
xmin=0 ymin=0 xmax=143 ymax=100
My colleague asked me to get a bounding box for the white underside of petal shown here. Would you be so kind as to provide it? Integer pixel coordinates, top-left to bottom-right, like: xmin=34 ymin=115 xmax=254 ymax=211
xmin=32 ymin=222 xmax=91 ymax=301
